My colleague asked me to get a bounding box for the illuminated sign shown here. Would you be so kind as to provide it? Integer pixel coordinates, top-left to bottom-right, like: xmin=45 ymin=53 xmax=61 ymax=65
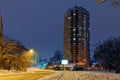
xmin=61 ymin=60 xmax=68 ymax=65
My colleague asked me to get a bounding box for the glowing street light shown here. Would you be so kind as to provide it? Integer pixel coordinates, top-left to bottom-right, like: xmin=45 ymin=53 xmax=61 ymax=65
xmin=29 ymin=49 xmax=34 ymax=54
xmin=25 ymin=49 xmax=35 ymax=57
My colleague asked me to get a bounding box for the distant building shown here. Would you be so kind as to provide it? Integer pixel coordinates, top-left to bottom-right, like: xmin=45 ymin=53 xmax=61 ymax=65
xmin=64 ymin=6 xmax=90 ymax=67
xmin=32 ymin=50 xmax=40 ymax=66
xmin=0 ymin=13 xmax=3 ymax=46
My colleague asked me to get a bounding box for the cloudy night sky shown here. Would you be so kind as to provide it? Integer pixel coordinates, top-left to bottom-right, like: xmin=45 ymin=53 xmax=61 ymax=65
xmin=0 ymin=0 xmax=120 ymax=59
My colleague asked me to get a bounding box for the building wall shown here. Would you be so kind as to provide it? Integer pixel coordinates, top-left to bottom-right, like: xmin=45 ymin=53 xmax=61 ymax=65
xmin=32 ymin=51 xmax=40 ymax=66
xmin=64 ymin=6 xmax=90 ymax=67
xmin=0 ymin=15 xmax=3 ymax=46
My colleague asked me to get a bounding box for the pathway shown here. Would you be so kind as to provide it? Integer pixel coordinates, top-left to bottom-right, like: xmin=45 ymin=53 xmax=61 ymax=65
xmin=39 ymin=71 xmax=120 ymax=80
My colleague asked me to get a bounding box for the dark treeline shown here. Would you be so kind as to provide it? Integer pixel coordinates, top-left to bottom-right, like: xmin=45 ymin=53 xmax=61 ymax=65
xmin=93 ymin=36 xmax=120 ymax=73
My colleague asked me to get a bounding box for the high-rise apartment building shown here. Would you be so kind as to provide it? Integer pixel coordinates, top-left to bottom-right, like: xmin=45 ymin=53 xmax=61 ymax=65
xmin=0 ymin=13 xmax=3 ymax=46
xmin=64 ymin=6 xmax=90 ymax=67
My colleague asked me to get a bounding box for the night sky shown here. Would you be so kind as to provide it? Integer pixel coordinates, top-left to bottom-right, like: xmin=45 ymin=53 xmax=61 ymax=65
xmin=0 ymin=0 xmax=120 ymax=59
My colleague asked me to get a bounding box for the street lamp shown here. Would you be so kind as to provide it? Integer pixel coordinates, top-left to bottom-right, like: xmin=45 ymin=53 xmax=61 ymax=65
xmin=28 ymin=49 xmax=34 ymax=56
xmin=29 ymin=49 xmax=34 ymax=53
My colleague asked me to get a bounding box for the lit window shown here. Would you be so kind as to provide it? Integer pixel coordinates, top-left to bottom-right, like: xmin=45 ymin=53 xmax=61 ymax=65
xmin=73 ymin=10 xmax=76 ymax=15
xmin=73 ymin=29 xmax=76 ymax=31
xmin=83 ymin=59 xmax=86 ymax=61
xmin=73 ymin=38 xmax=76 ymax=40
xmin=73 ymin=13 xmax=76 ymax=15
xmin=68 ymin=17 xmax=71 ymax=20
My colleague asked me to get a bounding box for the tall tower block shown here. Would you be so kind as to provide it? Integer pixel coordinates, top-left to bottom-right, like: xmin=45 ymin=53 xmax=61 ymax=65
xmin=64 ymin=6 xmax=90 ymax=67
xmin=0 ymin=13 xmax=3 ymax=46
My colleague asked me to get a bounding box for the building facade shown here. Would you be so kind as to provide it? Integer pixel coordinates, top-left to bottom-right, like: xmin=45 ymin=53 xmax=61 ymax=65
xmin=64 ymin=6 xmax=90 ymax=67
xmin=0 ymin=13 xmax=3 ymax=46
xmin=33 ymin=50 xmax=40 ymax=66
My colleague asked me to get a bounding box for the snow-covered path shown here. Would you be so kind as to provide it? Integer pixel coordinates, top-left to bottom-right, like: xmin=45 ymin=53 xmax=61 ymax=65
xmin=39 ymin=71 xmax=120 ymax=80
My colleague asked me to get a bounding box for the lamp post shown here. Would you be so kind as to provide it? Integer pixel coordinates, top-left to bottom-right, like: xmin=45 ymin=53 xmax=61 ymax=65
xmin=24 ymin=49 xmax=35 ymax=65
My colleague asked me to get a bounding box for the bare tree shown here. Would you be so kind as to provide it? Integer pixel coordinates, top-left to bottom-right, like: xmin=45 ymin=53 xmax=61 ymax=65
xmin=93 ymin=36 xmax=120 ymax=73
xmin=53 ymin=50 xmax=63 ymax=65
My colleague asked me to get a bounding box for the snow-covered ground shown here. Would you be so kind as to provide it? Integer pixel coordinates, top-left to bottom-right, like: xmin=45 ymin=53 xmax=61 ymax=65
xmin=0 ymin=68 xmax=54 ymax=75
xmin=39 ymin=71 xmax=120 ymax=80
xmin=0 ymin=69 xmax=120 ymax=80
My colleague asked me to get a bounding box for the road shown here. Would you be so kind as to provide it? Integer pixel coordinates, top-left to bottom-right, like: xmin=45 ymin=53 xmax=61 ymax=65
xmin=0 ymin=69 xmax=54 ymax=80
xmin=39 ymin=71 xmax=120 ymax=80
